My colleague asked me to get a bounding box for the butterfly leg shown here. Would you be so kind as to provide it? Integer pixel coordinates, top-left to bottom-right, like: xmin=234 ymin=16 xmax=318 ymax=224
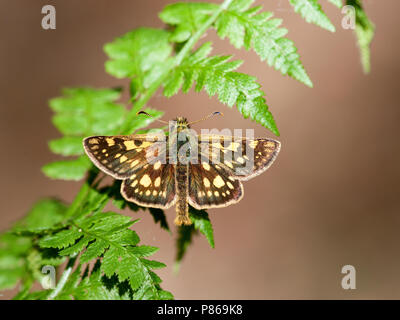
xmin=174 ymin=164 xmax=192 ymax=226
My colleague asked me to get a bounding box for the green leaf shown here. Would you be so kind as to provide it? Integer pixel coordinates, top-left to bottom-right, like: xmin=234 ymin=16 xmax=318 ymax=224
xmin=42 ymin=156 xmax=92 ymax=181
xmin=327 ymin=0 xmax=342 ymax=8
xmin=174 ymin=208 xmax=214 ymax=269
xmin=175 ymin=225 xmax=195 ymax=270
xmin=162 ymin=1 xmax=312 ymax=87
xmin=0 ymin=234 xmax=32 ymax=290
xmin=49 ymin=87 xmax=125 ymax=136
xmin=39 ymin=229 xmax=82 ymax=249
xmin=189 ymin=207 xmax=215 ymax=249
xmin=159 ymin=3 xmax=218 ymax=42
xmin=46 ymin=87 xmax=126 ymax=180
xmin=52 ymin=114 xmax=88 ymax=136
xmin=289 ymin=0 xmax=336 ymax=32
xmin=104 ymin=28 xmax=172 ymax=88
xmin=163 ymin=43 xmax=279 ymax=135
xmin=13 ymin=199 xmax=67 ymax=232
xmin=49 ymin=137 xmax=84 ymax=156
xmin=347 ymin=0 xmax=375 ymax=73
xmin=215 ymin=2 xmax=313 ymax=87
xmin=129 ymin=246 xmax=159 ymax=257
xmin=140 ymin=258 xmax=166 ymax=270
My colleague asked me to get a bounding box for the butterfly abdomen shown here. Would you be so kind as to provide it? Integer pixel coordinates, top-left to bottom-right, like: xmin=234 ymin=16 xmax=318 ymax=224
xmin=174 ymin=163 xmax=192 ymax=226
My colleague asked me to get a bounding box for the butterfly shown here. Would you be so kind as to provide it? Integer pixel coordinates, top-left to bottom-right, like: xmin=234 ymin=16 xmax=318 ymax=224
xmin=83 ymin=112 xmax=281 ymax=226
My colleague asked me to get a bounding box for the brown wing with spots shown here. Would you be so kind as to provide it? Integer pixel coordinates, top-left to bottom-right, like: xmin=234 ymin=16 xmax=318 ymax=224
xmin=198 ymin=135 xmax=281 ymax=181
xmin=83 ymin=134 xmax=166 ymax=179
xmin=188 ymin=162 xmax=243 ymax=209
xmin=121 ymin=163 xmax=176 ymax=209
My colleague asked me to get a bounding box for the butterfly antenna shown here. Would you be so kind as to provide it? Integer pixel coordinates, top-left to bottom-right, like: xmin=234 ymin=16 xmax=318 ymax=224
xmin=188 ymin=111 xmax=223 ymax=126
xmin=137 ymin=111 xmax=168 ymax=124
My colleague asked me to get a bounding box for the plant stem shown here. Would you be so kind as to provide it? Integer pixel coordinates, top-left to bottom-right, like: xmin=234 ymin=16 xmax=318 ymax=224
xmin=48 ymin=254 xmax=77 ymax=300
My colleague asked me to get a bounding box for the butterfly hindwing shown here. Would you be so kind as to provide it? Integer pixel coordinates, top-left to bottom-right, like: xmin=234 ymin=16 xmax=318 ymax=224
xmin=121 ymin=162 xmax=176 ymax=209
xmin=188 ymin=161 xmax=243 ymax=209
xmin=198 ymin=135 xmax=281 ymax=181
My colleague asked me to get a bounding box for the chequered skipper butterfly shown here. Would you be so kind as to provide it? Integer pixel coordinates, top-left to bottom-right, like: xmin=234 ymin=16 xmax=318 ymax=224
xmin=83 ymin=112 xmax=281 ymax=226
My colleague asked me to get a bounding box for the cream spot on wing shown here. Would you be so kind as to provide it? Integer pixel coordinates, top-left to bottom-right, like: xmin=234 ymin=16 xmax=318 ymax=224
xmin=124 ymin=141 xmax=135 ymax=150
xmin=106 ymin=138 xmax=115 ymax=146
xmin=131 ymin=180 xmax=138 ymax=187
xmin=136 ymin=148 xmax=142 ymax=153
xmin=197 ymin=191 xmax=202 ymax=198
xmin=162 ymin=191 xmax=166 ymax=198
xmin=222 ymin=192 xmax=226 ymax=197
xmin=153 ymin=190 xmax=157 ymax=196
xmin=215 ymin=165 xmax=221 ymax=170
xmin=243 ymin=155 xmax=249 ymax=160
xmin=213 ymin=175 xmax=225 ymax=188
xmin=211 ymin=142 xmax=223 ymax=149
xmin=214 ymin=191 xmax=219 ymax=197
xmin=203 ymin=177 xmax=210 ymax=188
xmin=236 ymin=157 xmax=245 ymax=164
xmin=226 ymin=190 xmax=230 ymax=195
xmin=227 ymin=181 xmax=234 ymax=189
xmin=140 ymin=174 xmax=151 ymax=187
xmin=228 ymin=176 xmax=235 ymax=181
xmin=141 ymin=141 xmax=153 ymax=149
xmin=226 ymin=142 xmax=240 ymax=151
xmin=91 ymin=145 xmax=99 ymax=150
xmin=266 ymin=141 xmax=275 ymax=148
xmin=154 ymin=177 xmax=161 ymax=187
xmin=207 ymin=190 xmax=212 ymax=197
xmin=202 ymin=162 xmax=211 ymax=171
xmin=130 ymin=159 xmax=139 ymax=167
xmin=102 ymin=149 xmax=107 ymax=153
xmin=120 ymin=155 xmax=128 ymax=163
xmin=89 ymin=138 xmax=98 ymax=144
xmin=224 ymin=160 xmax=233 ymax=168
xmin=115 ymin=153 xmax=121 ymax=158
xmin=159 ymin=191 xmax=163 ymax=196
xmin=154 ymin=161 xmax=161 ymax=170
xmin=134 ymin=188 xmax=139 ymax=193
xmin=101 ymin=160 xmax=107 ymax=164
xmin=145 ymin=190 xmax=151 ymax=196
xmin=249 ymin=141 xmax=258 ymax=149
xmin=139 ymin=191 xmax=143 ymax=195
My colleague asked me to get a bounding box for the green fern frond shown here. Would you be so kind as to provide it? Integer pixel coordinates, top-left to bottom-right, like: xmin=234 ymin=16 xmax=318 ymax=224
xmin=43 ymin=87 xmax=164 ymax=181
xmin=326 ymin=0 xmax=342 ymax=8
xmin=160 ymin=0 xmax=313 ymax=88
xmin=347 ymin=0 xmax=375 ymax=73
xmin=288 ymin=0 xmax=335 ymax=32
xmin=163 ymin=42 xmax=280 ymax=135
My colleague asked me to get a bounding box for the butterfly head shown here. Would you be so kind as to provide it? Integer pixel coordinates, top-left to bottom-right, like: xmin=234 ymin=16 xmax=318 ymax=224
xmin=174 ymin=117 xmax=190 ymax=132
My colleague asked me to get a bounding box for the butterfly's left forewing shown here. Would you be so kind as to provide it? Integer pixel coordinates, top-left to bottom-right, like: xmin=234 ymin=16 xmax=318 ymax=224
xmin=83 ymin=135 xmax=164 ymax=179
xmin=84 ymin=134 xmax=176 ymax=209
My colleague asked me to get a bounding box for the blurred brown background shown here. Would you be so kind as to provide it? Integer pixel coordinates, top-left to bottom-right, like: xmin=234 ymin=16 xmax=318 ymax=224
xmin=1 ymin=0 xmax=399 ymax=299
